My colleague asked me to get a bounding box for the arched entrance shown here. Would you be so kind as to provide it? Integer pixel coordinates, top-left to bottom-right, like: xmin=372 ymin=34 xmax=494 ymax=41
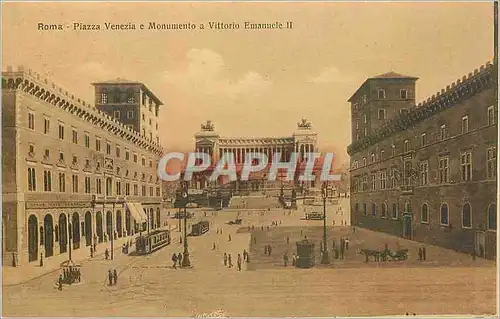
xmin=116 ymin=210 xmax=123 ymax=237
xmin=72 ymin=212 xmax=80 ymax=250
xmin=156 ymin=208 xmax=161 ymax=228
xmin=106 ymin=211 xmax=112 ymax=240
xmin=125 ymin=210 xmax=131 ymax=235
xmin=85 ymin=211 xmax=92 ymax=246
xmin=96 ymin=212 xmax=103 ymax=243
xmin=59 ymin=214 xmax=68 ymax=254
xmin=44 ymin=214 xmax=54 ymax=257
xmin=28 ymin=215 xmax=38 ymax=262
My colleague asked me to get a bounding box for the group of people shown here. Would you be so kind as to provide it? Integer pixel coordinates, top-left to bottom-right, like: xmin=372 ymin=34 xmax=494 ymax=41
xmin=417 ymin=247 xmax=427 ymax=261
xmin=108 ymin=269 xmax=118 ymax=286
xmin=282 ymin=252 xmax=297 ymax=267
xmin=57 ymin=266 xmax=82 ymax=290
xmin=223 ymin=250 xmax=249 ymax=271
xmin=331 ymin=237 xmax=349 ymax=259
xmin=171 ymin=252 xmax=185 ymax=269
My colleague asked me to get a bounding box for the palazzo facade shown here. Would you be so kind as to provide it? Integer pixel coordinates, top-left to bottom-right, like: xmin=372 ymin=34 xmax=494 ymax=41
xmin=2 ymin=66 xmax=164 ymax=266
xmin=348 ymin=62 xmax=498 ymax=259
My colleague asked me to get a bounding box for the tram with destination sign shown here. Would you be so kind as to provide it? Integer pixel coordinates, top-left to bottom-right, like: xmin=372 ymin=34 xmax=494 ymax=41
xmin=135 ymin=229 xmax=172 ymax=255
xmin=191 ymin=220 xmax=210 ymax=236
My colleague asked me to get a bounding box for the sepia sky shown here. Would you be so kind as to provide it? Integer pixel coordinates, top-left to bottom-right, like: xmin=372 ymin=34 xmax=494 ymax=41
xmin=1 ymin=2 xmax=494 ymax=165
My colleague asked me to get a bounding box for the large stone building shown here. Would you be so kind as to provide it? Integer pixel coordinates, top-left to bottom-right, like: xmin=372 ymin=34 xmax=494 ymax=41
xmin=347 ymin=62 xmax=498 ymax=259
xmin=2 ymin=66 xmax=164 ymax=266
xmin=192 ymin=119 xmax=319 ymax=191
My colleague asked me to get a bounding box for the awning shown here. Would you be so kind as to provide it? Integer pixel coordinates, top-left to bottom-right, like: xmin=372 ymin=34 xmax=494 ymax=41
xmin=133 ymin=202 xmax=149 ymax=222
xmin=126 ymin=202 xmax=145 ymax=223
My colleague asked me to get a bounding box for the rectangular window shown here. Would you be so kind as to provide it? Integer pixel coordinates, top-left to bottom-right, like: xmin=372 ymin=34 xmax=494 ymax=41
xmin=44 ymin=149 xmax=50 ymax=160
xmin=101 ymin=93 xmax=108 ymax=104
xmin=363 ymin=114 xmax=367 ymax=124
xmin=43 ymin=170 xmax=52 ymax=192
xmin=440 ymin=124 xmax=447 ymax=140
xmin=125 ymin=150 xmax=130 ymax=161
xmin=127 ymin=110 xmax=134 ymax=119
xmin=461 ymin=116 xmax=469 ymax=134
xmin=58 ymin=173 xmax=66 ymax=192
xmin=460 ymin=151 xmax=472 ymax=181
xmin=149 ymin=186 xmax=154 ymax=197
xmin=421 ymin=133 xmax=427 ymax=147
xmin=28 ymin=144 xmax=35 ymax=156
xmin=156 ymin=187 xmax=161 ymax=197
xmin=378 ymin=89 xmax=385 ymax=99
xmin=72 ymin=175 xmax=79 ymax=193
xmin=487 ymin=146 xmax=497 ymax=179
xmin=116 ymin=146 xmax=121 ymax=157
xmin=28 ymin=167 xmax=36 ymax=191
xmin=134 ymin=184 xmax=138 ymax=196
xmin=96 ymin=138 xmax=101 ymax=152
xmin=419 ymin=161 xmax=428 ymax=186
xmin=72 ymin=129 xmax=78 ymax=144
xmin=400 ymin=89 xmax=408 ymax=99
xmin=403 ymin=140 xmax=411 ymax=153
xmin=370 ymin=153 xmax=375 ymax=163
xmin=44 ymin=118 xmax=50 ymax=134
xmin=113 ymin=110 xmax=120 ymax=119
xmin=438 ymin=156 xmax=449 ymax=184
xmin=355 ymin=120 xmax=359 ymax=129
xmin=364 ymin=127 xmax=368 ymax=136
xmin=149 ymin=159 xmax=153 ymax=168
xmin=378 ymin=109 xmax=386 ymax=120
xmin=380 ymin=150 xmax=385 ymax=160
xmin=142 ymin=157 xmax=146 ymax=166
xmin=487 ymin=105 xmax=495 ymax=126
xmin=106 ymin=142 xmax=111 ymax=155
xmin=362 ymin=175 xmax=368 ymax=191
xmin=58 ymin=123 xmax=64 ymax=140
xmin=96 ymin=178 xmax=102 ymax=195
xmin=380 ymin=171 xmax=387 ymax=190
xmin=83 ymin=133 xmax=90 ymax=148
xmin=391 ymin=170 xmax=398 ymax=189
xmin=84 ymin=176 xmax=91 ymax=194
xmin=116 ymin=181 xmax=122 ymax=196
xmin=59 ymin=151 xmax=64 ymax=162
xmin=370 ymin=174 xmax=376 ymax=190
xmin=28 ymin=112 xmax=35 ymax=130
xmin=125 ymin=183 xmax=130 ymax=196
xmin=133 ymin=154 xmax=138 ymax=163
xmin=141 ymin=185 xmax=146 ymax=196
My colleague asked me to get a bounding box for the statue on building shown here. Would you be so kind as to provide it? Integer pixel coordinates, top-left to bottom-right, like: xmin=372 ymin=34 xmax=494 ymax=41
xmin=201 ymin=120 xmax=215 ymax=132
xmin=297 ymin=118 xmax=312 ymax=130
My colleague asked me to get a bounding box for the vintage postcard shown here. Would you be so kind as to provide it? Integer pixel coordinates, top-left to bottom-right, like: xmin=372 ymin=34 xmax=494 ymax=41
xmin=1 ymin=1 xmax=498 ymax=317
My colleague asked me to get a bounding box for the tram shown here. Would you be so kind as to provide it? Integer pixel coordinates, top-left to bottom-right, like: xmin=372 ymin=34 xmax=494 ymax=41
xmin=191 ymin=220 xmax=210 ymax=236
xmin=135 ymin=229 xmax=172 ymax=255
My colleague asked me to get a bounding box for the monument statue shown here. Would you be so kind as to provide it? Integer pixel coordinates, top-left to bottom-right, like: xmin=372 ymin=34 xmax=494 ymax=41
xmin=201 ymin=120 xmax=215 ymax=132
xmin=297 ymin=118 xmax=312 ymax=130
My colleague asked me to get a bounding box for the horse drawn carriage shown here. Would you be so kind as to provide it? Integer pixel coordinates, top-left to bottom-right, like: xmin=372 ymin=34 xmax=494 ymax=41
xmin=359 ymin=248 xmax=409 ymax=262
xmin=58 ymin=260 xmax=82 ymax=285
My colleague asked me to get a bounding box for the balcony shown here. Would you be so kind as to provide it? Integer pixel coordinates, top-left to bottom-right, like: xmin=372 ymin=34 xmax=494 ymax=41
xmin=401 ymin=185 xmax=414 ymax=195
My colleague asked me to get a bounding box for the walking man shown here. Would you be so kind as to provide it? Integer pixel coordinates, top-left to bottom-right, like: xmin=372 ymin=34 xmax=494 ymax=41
xmin=178 ymin=252 xmax=183 ymax=266
xmin=108 ymin=270 xmax=113 ymax=286
xmin=172 ymin=253 xmax=178 ymax=269
xmin=105 ymin=248 xmax=109 ymax=260
xmin=228 ymin=254 xmax=233 ymax=268
xmin=283 ymin=252 xmax=289 ymax=267
xmin=223 ymin=253 xmax=228 ymax=266
xmin=268 ymin=245 xmax=272 ymax=256
xmin=237 ymin=254 xmax=242 ymax=271
xmin=113 ymin=269 xmax=118 ymax=285
xmin=286 ymin=236 xmax=289 ymax=244
xmin=422 ymin=247 xmax=427 ymax=261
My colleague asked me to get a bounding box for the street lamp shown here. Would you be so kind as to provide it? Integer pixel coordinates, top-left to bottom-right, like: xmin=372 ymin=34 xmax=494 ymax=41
xmin=68 ymin=222 xmax=73 ymax=262
xmin=181 ymin=181 xmax=191 ymax=267
xmin=321 ymin=182 xmax=330 ymax=264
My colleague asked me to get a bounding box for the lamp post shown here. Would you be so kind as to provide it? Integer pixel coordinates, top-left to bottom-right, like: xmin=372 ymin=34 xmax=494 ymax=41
xmin=111 ymin=203 xmax=115 ymax=260
xmin=321 ymin=182 xmax=330 ymax=264
xmin=68 ymin=222 xmax=73 ymax=262
xmin=181 ymin=181 xmax=191 ymax=267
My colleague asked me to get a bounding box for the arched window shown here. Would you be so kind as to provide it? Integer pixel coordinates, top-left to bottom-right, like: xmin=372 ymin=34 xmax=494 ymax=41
xmin=421 ymin=204 xmax=429 ymax=223
xmin=363 ymin=203 xmax=367 ymax=216
xmin=372 ymin=203 xmax=377 ymax=216
xmin=462 ymin=203 xmax=472 ymax=228
xmin=381 ymin=203 xmax=387 ymax=218
xmin=487 ymin=204 xmax=497 ymax=231
xmin=392 ymin=203 xmax=398 ymax=219
xmin=440 ymin=203 xmax=449 ymax=226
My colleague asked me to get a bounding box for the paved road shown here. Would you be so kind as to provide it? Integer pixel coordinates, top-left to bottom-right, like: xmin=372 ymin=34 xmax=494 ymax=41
xmin=2 ymin=201 xmax=497 ymax=317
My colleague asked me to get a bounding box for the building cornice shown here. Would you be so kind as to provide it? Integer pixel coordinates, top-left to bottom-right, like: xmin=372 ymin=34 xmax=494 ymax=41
xmin=347 ymin=62 xmax=497 ymax=156
xmin=2 ymin=66 xmax=165 ymax=157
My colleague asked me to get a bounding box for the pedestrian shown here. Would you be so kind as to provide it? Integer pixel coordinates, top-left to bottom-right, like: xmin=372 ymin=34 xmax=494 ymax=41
xmin=283 ymin=252 xmax=289 ymax=267
xmin=422 ymin=247 xmax=427 ymax=261
xmin=108 ymin=270 xmax=113 ymax=286
xmin=237 ymin=254 xmax=242 ymax=271
xmin=418 ymin=248 xmax=423 ymax=261
xmin=246 ymin=253 xmax=250 ymax=263
xmin=212 ymin=242 xmax=216 ymax=250
xmin=178 ymin=252 xmax=183 ymax=266
xmin=172 ymin=253 xmax=178 ymax=269
xmin=292 ymin=253 xmax=296 ymax=266
xmin=340 ymin=241 xmax=345 ymax=259
xmin=93 ymin=242 xmax=97 ymax=253
xmin=300 ymin=229 xmax=303 ymax=235
xmin=268 ymin=245 xmax=272 ymax=256
xmin=58 ymin=275 xmax=63 ymax=291
xmin=90 ymin=246 xmax=94 ymax=258
xmin=228 ymin=254 xmax=233 ymax=267
xmin=264 ymin=245 xmax=268 ymax=255
xmin=228 ymin=234 xmax=232 ymax=242
xmin=286 ymin=236 xmax=289 ymax=244
xmin=105 ymin=248 xmax=109 ymax=260
xmin=243 ymin=249 xmax=247 ymax=261
xmin=223 ymin=253 xmax=228 ymax=266
xmin=345 ymin=238 xmax=349 ymax=251
xmin=253 ymin=236 xmax=257 ymax=244
xmin=113 ymin=269 xmax=118 ymax=285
